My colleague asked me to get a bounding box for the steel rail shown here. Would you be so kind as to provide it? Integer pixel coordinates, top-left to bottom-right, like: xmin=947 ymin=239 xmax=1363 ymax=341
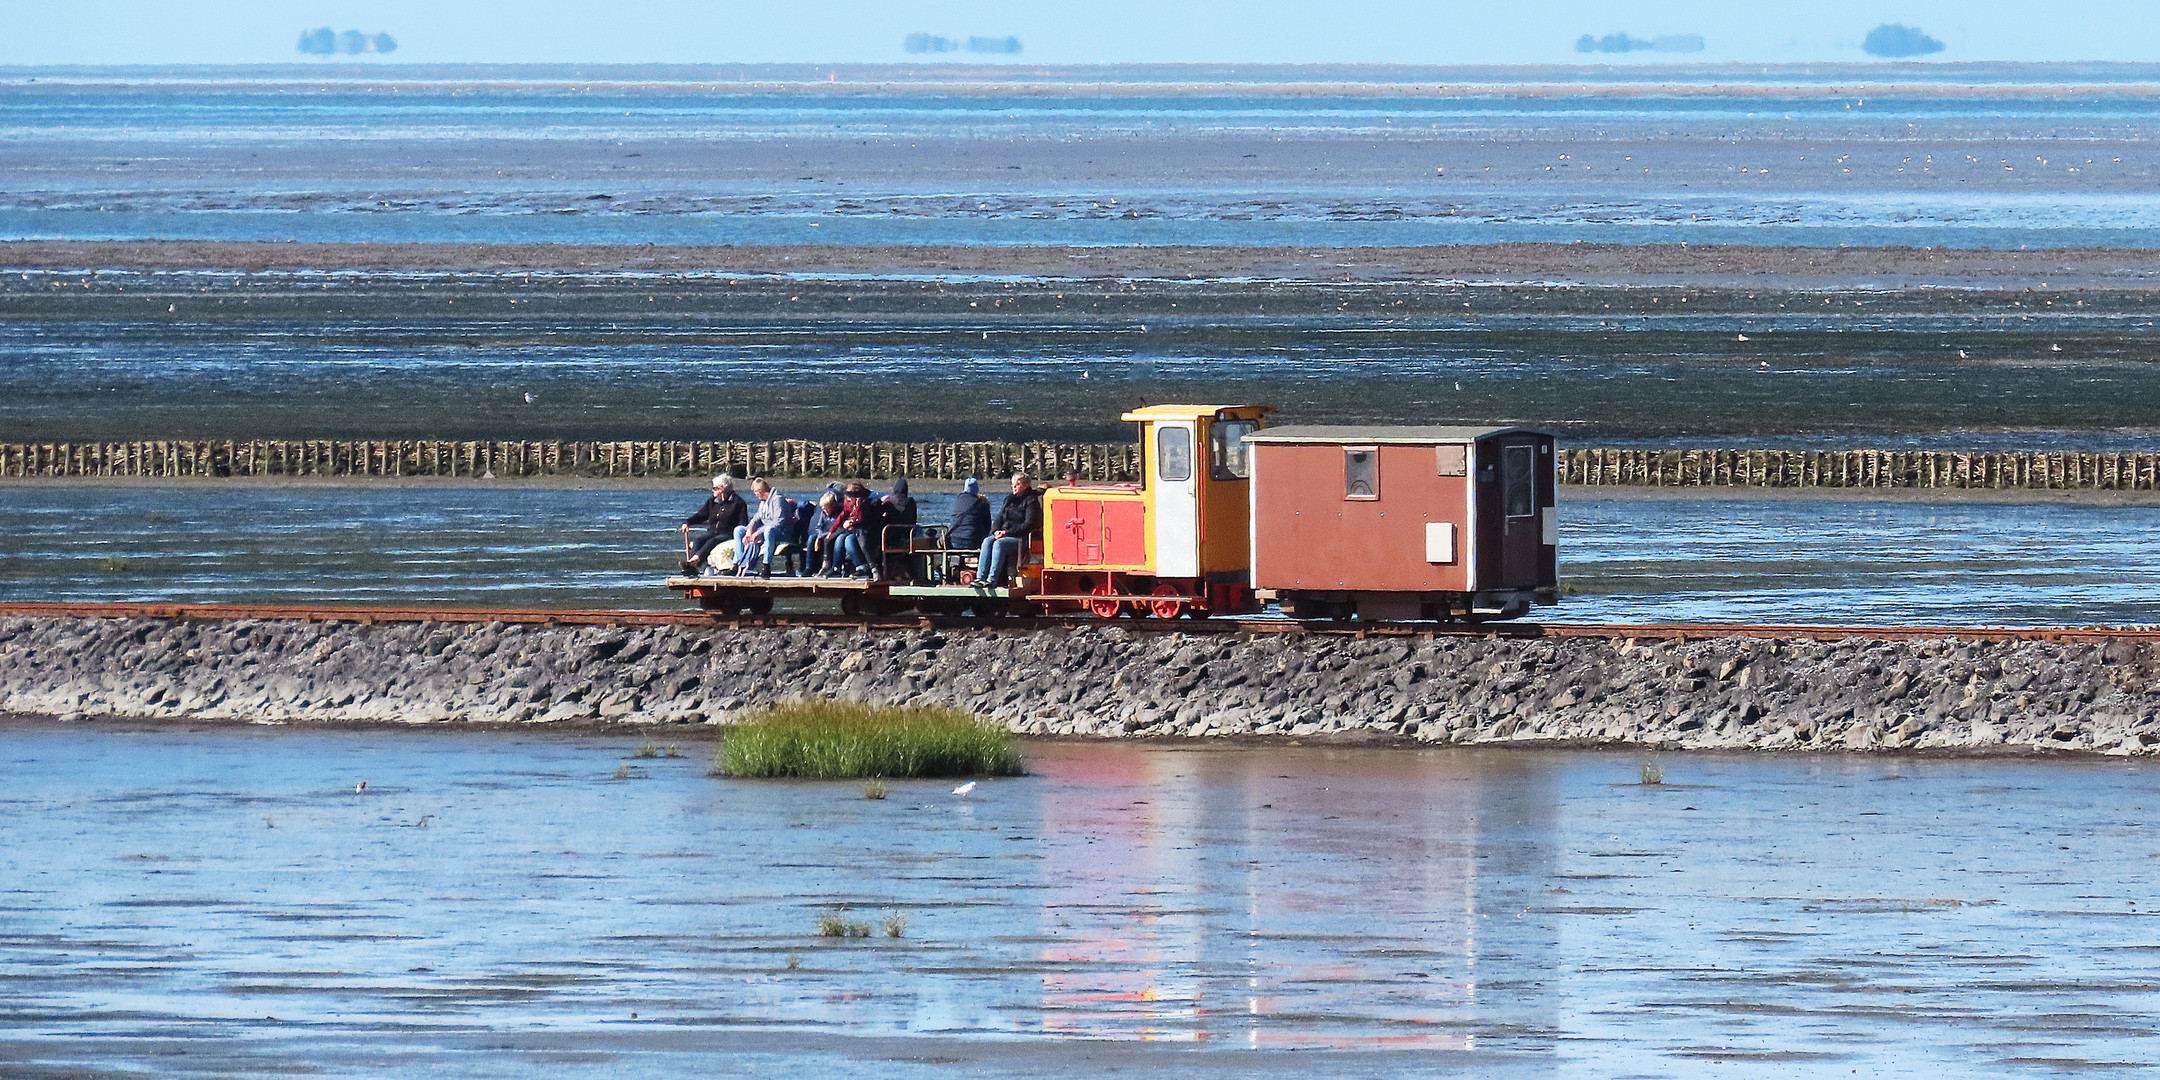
xmin=1 ymin=601 xmax=2154 ymax=644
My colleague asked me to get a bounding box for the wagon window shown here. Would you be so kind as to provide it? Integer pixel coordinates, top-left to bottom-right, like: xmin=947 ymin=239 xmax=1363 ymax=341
xmin=1344 ymin=446 xmax=1378 ymax=500
xmin=1210 ymin=419 xmax=1257 ymax=479
xmin=1157 ymin=425 xmax=1193 ymax=482
xmin=1502 ymin=444 xmax=1537 ymax=518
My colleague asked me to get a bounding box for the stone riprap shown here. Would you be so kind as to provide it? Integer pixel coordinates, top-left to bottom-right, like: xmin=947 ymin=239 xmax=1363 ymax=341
xmin=3 ymin=616 xmax=2157 ymax=755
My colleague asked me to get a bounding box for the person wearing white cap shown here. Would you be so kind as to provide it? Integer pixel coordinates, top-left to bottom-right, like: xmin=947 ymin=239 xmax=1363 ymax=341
xmin=680 ymin=474 xmax=748 ymax=574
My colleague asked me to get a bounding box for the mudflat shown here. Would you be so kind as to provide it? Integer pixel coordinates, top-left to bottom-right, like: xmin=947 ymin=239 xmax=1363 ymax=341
xmin=9 ymin=239 xmax=2160 ymax=291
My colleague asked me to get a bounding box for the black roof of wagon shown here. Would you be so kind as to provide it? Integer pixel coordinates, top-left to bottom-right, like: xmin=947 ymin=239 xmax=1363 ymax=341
xmin=1243 ymin=425 xmax=1541 ymax=445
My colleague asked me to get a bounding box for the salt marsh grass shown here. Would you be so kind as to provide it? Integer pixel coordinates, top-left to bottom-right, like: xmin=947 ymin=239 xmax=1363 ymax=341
xmin=816 ymin=909 xmax=871 ymax=938
xmin=716 ymin=699 xmax=1023 ymax=780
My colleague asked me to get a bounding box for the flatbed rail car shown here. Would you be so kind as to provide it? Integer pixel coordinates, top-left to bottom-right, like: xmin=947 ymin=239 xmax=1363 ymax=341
xmin=666 ymin=404 xmax=1558 ymax=621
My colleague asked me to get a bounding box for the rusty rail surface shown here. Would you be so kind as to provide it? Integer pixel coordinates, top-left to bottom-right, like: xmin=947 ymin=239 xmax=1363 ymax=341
xmin=2 ymin=602 xmax=2154 ymax=644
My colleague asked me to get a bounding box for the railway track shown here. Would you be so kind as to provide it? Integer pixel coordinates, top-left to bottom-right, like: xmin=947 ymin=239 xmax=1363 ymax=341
xmin=1 ymin=601 xmax=2153 ymax=644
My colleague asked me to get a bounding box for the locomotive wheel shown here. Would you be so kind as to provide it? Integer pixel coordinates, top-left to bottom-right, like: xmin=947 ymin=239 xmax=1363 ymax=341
xmin=1086 ymin=578 xmax=1124 ymax=619
xmin=1146 ymin=583 xmax=1186 ymax=620
xmin=700 ymin=589 xmax=743 ymax=616
xmin=839 ymin=594 xmax=862 ymax=616
xmin=744 ymin=594 xmax=774 ymax=616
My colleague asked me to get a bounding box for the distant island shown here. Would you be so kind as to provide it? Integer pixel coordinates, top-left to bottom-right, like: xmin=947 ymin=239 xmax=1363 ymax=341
xmin=298 ymin=29 xmax=397 ymax=56
xmin=1576 ymin=33 xmax=1705 ymax=55
xmin=904 ymin=34 xmax=1022 ymax=56
xmin=1862 ymin=24 xmax=1944 ymax=58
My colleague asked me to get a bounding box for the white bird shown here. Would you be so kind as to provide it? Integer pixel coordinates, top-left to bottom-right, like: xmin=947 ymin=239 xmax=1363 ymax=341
xmin=2050 ymin=343 xmax=2063 ymax=352
xmin=354 ymin=781 xmax=367 ymax=794
xmin=523 ymin=392 xmax=536 ymax=403
xmin=1735 ymin=333 xmax=1750 ymax=342
xmin=952 ymin=781 xmax=977 ymax=796
xmin=1958 ymin=349 xmax=1969 ymax=358
xmin=1759 ymin=360 xmax=1769 ymax=369
xmin=1453 ymin=381 xmax=1462 ymax=391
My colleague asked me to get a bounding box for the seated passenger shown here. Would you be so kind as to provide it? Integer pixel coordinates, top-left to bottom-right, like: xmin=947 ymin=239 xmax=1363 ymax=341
xmin=680 ymin=474 xmax=748 ymax=575
xmin=946 ymin=477 xmax=990 ymax=552
xmin=828 ymin=480 xmax=882 ymax=579
xmin=882 ymin=477 xmax=918 ymax=528
xmin=878 ymin=477 xmax=921 ymax=579
xmin=805 ymin=491 xmax=841 ymax=577
xmin=737 ymin=477 xmax=796 ymax=576
xmin=977 ymin=472 xmax=1041 ymax=589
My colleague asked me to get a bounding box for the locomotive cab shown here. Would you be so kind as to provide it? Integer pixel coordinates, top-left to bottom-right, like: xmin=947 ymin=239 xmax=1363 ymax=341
xmin=1040 ymin=404 xmax=1274 ymax=618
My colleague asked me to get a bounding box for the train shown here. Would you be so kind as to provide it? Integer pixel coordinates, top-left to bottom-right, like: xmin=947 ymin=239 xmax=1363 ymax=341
xmin=665 ymin=404 xmax=1559 ymax=621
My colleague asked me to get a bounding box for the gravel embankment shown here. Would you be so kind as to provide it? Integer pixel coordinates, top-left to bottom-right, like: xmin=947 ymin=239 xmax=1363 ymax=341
xmin=4 ymin=616 xmax=2157 ymax=754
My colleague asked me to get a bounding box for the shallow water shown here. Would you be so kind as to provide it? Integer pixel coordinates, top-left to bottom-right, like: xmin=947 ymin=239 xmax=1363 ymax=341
xmin=10 ymin=71 xmax=2160 ymax=249
xmin=3 ymin=723 xmax=2158 ymax=1077
xmin=4 ymin=484 xmax=2159 ymax=626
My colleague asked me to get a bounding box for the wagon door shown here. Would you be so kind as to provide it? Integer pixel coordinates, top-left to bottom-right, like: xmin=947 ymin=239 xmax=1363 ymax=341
xmin=1497 ymin=440 xmax=1546 ymax=585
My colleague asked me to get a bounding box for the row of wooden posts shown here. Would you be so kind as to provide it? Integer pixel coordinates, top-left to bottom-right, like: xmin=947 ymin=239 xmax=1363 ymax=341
xmin=4 ymin=439 xmax=2160 ymax=492
xmin=0 ymin=439 xmax=1143 ymax=484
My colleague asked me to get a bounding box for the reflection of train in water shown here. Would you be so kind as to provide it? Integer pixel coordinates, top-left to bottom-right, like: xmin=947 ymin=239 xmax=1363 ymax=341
xmin=666 ymin=404 xmax=1558 ymax=621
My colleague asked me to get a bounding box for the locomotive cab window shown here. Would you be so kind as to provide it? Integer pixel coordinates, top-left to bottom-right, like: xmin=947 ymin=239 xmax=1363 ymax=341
xmin=1210 ymin=419 xmax=1258 ymax=480
xmin=1344 ymin=446 xmax=1378 ymax=500
xmin=1502 ymin=443 xmax=1537 ymax=518
xmin=1157 ymin=425 xmax=1193 ymax=482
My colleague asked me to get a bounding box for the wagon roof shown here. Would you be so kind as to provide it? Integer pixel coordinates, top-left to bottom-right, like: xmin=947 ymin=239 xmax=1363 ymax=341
xmin=1245 ymin=424 xmax=1538 ymax=445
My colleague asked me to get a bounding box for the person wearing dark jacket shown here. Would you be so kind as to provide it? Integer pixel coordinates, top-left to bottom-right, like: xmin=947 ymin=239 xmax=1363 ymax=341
xmin=876 ymin=477 xmax=921 ymax=580
xmin=681 ymin=474 xmax=748 ymax=573
xmin=881 ymin=477 xmax=918 ymax=527
xmin=946 ymin=477 xmax=991 ymax=552
xmin=977 ymin=472 xmax=1041 ymax=588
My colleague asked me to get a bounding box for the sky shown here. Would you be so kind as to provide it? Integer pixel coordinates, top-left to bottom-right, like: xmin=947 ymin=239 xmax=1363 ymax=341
xmin=2 ymin=0 xmax=2156 ymax=66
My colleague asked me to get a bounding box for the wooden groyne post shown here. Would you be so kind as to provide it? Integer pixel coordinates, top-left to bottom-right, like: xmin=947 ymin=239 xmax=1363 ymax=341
xmin=4 ymin=441 xmax=2157 ymax=492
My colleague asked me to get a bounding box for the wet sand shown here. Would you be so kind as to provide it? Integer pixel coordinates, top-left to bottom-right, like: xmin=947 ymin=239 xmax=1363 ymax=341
xmin=8 ymin=241 xmax=2160 ymax=445
xmin=11 ymin=239 xmax=2160 ymax=292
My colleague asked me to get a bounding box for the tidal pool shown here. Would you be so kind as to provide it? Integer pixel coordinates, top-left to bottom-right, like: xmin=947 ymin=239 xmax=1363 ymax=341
xmin=3 ymin=721 xmax=2158 ymax=1077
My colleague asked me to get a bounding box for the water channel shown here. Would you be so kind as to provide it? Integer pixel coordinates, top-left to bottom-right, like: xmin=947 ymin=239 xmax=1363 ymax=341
xmin=3 ymin=722 xmax=2157 ymax=1077
xmin=4 ymin=484 xmax=2159 ymax=626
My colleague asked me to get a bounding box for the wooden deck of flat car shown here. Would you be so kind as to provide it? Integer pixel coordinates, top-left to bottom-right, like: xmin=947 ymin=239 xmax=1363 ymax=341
xmin=664 ymin=574 xmax=1024 ymax=616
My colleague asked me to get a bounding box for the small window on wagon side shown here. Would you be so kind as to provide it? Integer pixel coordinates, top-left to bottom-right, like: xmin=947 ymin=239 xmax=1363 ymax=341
xmin=1344 ymin=446 xmax=1379 ymax=500
xmin=1157 ymin=425 xmax=1193 ymax=482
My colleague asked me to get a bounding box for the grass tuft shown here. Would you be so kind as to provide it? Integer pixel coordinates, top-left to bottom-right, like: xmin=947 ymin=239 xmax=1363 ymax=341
xmin=1639 ymin=757 xmax=1664 ymax=786
xmin=882 ymin=912 xmax=908 ymax=939
xmin=816 ymin=908 xmax=872 ymax=938
xmin=97 ymin=556 xmax=132 ymax=572
xmin=717 ymin=698 xmax=1024 ymax=780
xmin=612 ymin=763 xmax=635 ymax=781
xmin=861 ymin=779 xmax=887 ymax=800
xmin=632 ymin=742 xmax=661 ymax=759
